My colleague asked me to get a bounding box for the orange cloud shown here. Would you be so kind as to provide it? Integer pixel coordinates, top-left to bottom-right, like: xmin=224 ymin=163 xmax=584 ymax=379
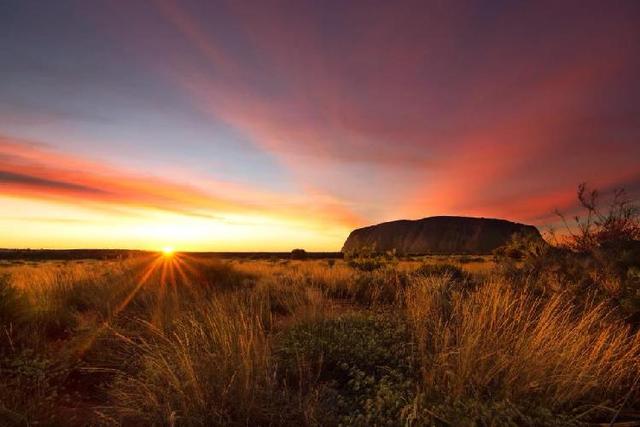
xmin=4 ymin=0 xmax=638 ymax=250
xmin=0 ymin=135 xmax=363 ymax=230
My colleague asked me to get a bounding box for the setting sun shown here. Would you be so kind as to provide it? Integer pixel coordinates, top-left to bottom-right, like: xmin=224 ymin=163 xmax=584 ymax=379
xmin=2 ymin=2 xmax=640 ymax=425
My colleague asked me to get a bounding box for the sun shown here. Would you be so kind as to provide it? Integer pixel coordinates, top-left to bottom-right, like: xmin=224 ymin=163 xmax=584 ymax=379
xmin=162 ymin=246 xmax=174 ymax=256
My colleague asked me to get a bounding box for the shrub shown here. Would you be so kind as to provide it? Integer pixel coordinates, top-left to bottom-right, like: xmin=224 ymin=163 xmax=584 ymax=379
xmin=557 ymin=183 xmax=640 ymax=252
xmin=308 ymin=264 xmax=408 ymax=307
xmin=290 ymin=249 xmax=308 ymax=260
xmin=0 ymin=275 xmax=30 ymax=355
xmin=344 ymin=245 xmax=398 ymax=272
xmin=191 ymin=259 xmax=255 ymax=296
xmin=278 ymin=314 xmax=417 ymax=425
xmin=497 ymin=184 xmax=640 ymax=321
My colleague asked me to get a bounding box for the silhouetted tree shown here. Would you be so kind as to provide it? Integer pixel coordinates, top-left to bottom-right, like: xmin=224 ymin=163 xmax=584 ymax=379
xmin=555 ymin=183 xmax=640 ymax=252
xmin=290 ymin=249 xmax=308 ymax=260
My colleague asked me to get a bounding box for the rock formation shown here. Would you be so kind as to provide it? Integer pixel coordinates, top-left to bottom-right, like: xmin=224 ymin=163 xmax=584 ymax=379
xmin=342 ymin=216 xmax=542 ymax=255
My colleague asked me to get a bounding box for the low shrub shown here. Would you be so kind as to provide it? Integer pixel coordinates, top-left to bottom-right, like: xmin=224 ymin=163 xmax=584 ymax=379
xmin=278 ymin=314 xmax=417 ymax=426
xmin=290 ymin=249 xmax=308 ymax=260
xmin=189 ymin=259 xmax=256 ymax=296
xmin=344 ymin=246 xmax=398 ymax=272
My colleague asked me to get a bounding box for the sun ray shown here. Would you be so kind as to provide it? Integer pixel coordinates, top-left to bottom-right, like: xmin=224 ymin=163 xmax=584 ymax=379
xmin=73 ymin=255 xmax=163 ymax=358
xmin=168 ymin=258 xmax=180 ymax=313
xmin=174 ymin=255 xmax=201 ymax=278
xmin=153 ymin=257 xmax=170 ymax=327
xmin=173 ymin=257 xmax=193 ymax=289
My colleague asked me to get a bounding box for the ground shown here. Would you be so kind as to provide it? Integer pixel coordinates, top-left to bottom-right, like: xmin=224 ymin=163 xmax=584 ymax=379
xmin=0 ymin=253 xmax=639 ymax=426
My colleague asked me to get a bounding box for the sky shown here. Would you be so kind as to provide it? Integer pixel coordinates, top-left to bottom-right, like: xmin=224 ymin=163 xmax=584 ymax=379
xmin=1 ymin=0 xmax=639 ymax=251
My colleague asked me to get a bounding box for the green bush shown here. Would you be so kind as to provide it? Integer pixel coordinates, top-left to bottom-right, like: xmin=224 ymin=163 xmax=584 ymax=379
xmin=345 ymin=245 xmax=398 ymax=272
xmin=278 ymin=314 xmax=417 ymax=425
xmin=495 ymin=205 xmax=640 ymax=322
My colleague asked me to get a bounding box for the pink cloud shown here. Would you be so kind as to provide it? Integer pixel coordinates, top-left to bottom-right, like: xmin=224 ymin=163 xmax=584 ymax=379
xmin=148 ymin=1 xmax=639 ymax=227
xmin=0 ymin=135 xmax=363 ymax=228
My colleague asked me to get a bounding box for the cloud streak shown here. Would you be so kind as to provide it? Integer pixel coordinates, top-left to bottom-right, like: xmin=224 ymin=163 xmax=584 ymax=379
xmin=0 ymin=135 xmax=363 ymax=230
xmin=0 ymin=170 xmax=108 ymax=194
xmin=148 ymin=0 xmax=640 ymax=226
xmin=1 ymin=1 xmax=639 ymax=248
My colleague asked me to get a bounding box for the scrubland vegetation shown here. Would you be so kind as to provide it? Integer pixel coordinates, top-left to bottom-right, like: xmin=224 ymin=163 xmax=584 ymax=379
xmin=0 ymin=252 xmax=638 ymax=426
xmin=1 ymin=186 xmax=639 ymax=426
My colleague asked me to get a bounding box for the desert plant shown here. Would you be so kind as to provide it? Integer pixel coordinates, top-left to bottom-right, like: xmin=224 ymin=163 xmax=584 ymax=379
xmin=405 ymin=276 xmax=640 ymax=423
xmin=290 ymin=248 xmax=308 ymax=260
xmin=344 ymin=245 xmax=398 ymax=272
xmin=495 ymin=184 xmax=640 ymax=321
xmin=278 ymin=314 xmax=417 ymax=426
xmin=3 ymin=254 xmax=640 ymax=425
xmin=0 ymin=274 xmax=26 ymax=330
xmin=556 ymin=183 xmax=640 ymax=252
xmin=109 ymin=293 xmax=281 ymax=426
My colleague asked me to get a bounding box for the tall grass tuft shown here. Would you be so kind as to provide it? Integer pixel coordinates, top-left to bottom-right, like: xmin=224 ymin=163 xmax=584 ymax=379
xmin=107 ymin=273 xmax=316 ymax=426
xmin=405 ymin=276 xmax=640 ymax=420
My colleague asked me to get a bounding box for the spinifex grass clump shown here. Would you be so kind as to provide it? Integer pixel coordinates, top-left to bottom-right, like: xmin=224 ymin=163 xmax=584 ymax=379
xmin=108 ymin=295 xmax=277 ymax=426
xmin=106 ymin=268 xmax=317 ymax=426
xmin=2 ymin=254 xmax=640 ymax=426
xmin=405 ymin=275 xmax=640 ymax=424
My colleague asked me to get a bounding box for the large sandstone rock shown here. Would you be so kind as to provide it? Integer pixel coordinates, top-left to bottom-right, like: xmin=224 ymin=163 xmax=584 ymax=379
xmin=342 ymin=216 xmax=543 ymax=255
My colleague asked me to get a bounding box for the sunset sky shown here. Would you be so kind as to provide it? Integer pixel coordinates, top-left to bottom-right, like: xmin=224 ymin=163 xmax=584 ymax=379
xmin=1 ymin=0 xmax=639 ymax=251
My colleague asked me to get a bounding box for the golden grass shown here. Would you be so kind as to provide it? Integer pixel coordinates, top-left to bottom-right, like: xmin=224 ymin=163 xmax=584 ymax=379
xmin=405 ymin=276 xmax=640 ymax=411
xmin=108 ymin=294 xmax=275 ymax=425
xmin=1 ymin=256 xmax=639 ymax=425
xmin=104 ymin=262 xmax=325 ymax=426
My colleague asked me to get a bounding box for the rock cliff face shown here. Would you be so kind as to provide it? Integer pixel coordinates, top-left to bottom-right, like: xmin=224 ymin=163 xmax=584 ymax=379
xmin=342 ymin=216 xmax=542 ymax=255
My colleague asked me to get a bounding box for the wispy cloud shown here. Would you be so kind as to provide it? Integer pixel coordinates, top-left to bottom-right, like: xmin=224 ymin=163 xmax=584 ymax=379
xmin=1 ymin=0 xmax=639 ymax=249
xmin=149 ymin=1 xmax=640 ymax=226
xmin=0 ymin=135 xmax=363 ymax=229
xmin=0 ymin=170 xmax=109 ymax=194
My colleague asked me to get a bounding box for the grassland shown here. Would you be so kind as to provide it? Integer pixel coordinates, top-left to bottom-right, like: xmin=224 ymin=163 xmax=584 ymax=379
xmin=1 ymin=253 xmax=639 ymax=426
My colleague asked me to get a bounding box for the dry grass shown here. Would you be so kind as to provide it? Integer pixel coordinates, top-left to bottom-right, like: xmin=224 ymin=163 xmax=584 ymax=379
xmin=107 ymin=294 xmax=276 ymax=425
xmin=1 ymin=255 xmax=639 ymax=426
xmin=405 ymin=276 xmax=640 ymax=419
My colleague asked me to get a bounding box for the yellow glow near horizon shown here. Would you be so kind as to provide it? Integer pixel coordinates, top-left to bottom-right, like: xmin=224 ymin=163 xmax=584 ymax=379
xmin=0 ymin=196 xmax=352 ymax=251
xmin=162 ymin=246 xmax=174 ymax=256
